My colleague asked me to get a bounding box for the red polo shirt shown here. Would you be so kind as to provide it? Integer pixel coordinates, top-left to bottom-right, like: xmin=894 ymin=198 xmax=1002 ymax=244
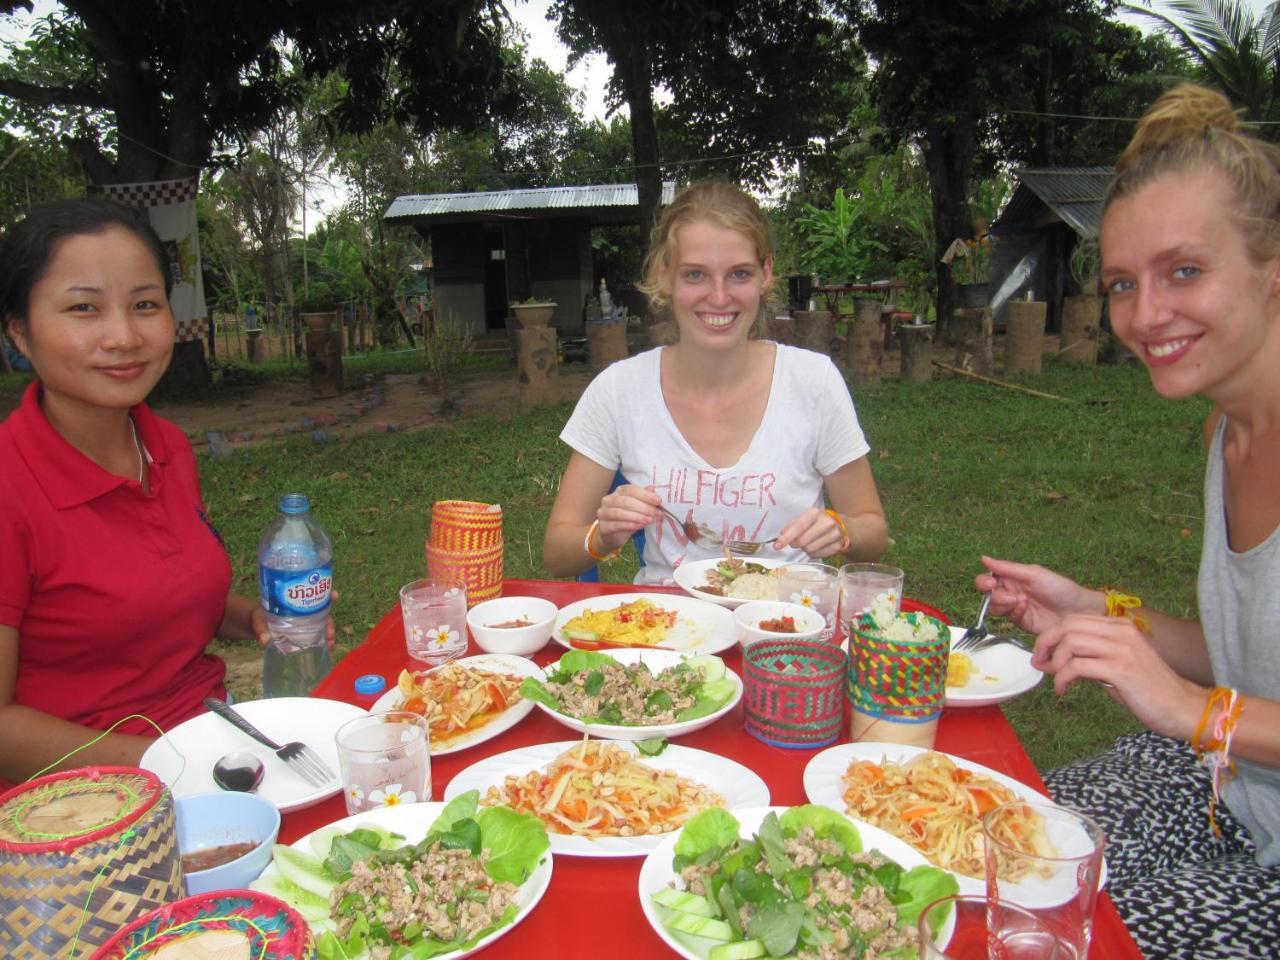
xmin=0 ymin=382 xmax=229 ymax=738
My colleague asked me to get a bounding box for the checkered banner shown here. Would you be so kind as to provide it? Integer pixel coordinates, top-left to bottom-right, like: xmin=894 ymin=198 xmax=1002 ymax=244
xmin=90 ymin=176 xmax=207 ymax=343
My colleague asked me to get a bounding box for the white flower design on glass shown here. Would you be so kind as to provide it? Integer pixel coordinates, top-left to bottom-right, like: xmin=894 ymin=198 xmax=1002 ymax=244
xmin=369 ymin=783 xmax=416 ymax=807
xmin=409 ymin=624 xmax=425 ymax=643
xmin=878 ymin=588 xmax=900 ymax=609
xmin=426 ymin=626 xmax=454 ymax=648
xmin=444 ymin=587 xmax=463 ymax=600
xmin=347 ymin=784 xmax=365 ymax=807
xmin=791 ymin=589 xmax=817 ymax=608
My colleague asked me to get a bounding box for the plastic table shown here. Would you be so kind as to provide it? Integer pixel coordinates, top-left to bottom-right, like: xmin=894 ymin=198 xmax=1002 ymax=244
xmin=291 ymin=578 xmax=1143 ymax=959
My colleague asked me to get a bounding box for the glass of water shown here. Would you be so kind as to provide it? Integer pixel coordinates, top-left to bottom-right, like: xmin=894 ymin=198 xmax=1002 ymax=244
xmin=777 ymin=563 xmax=840 ymax=640
xmin=400 ymin=577 xmax=468 ymax=666
xmin=335 ymin=711 xmax=431 ymax=815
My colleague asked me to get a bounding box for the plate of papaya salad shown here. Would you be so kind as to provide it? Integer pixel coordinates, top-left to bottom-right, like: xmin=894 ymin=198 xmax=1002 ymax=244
xmin=639 ymin=805 xmax=959 ymax=960
xmin=250 ymin=790 xmax=551 ymax=959
xmin=444 ymin=738 xmax=769 ymax=858
xmin=518 ymin=649 xmax=742 ymax=741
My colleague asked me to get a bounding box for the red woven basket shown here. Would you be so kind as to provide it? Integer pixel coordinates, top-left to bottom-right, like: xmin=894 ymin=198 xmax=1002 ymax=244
xmin=425 ymin=540 xmax=504 ymax=607
xmin=742 ymin=639 xmax=848 ymax=749
xmin=429 ymin=500 xmax=503 ymax=552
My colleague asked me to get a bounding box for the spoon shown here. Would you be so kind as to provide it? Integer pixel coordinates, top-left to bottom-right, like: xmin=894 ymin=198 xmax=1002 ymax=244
xmin=212 ymin=750 xmax=265 ymax=792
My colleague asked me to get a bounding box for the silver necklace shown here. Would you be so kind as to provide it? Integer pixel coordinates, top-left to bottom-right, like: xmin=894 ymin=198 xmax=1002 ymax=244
xmin=129 ymin=418 xmax=145 ymax=485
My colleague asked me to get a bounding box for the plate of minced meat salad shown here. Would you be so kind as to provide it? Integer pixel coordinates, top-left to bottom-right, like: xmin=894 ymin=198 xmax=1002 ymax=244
xmin=251 ymin=791 xmax=551 ymax=960
xmin=518 ymin=649 xmax=742 ymax=741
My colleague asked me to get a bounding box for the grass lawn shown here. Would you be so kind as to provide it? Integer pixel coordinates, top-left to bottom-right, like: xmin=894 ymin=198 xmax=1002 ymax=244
xmin=185 ymin=356 xmax=1211 ymax=775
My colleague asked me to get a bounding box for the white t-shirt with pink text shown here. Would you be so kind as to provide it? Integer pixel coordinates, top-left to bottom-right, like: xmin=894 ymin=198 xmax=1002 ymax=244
xmin=560 ymin=343 xmax=871 ymax=585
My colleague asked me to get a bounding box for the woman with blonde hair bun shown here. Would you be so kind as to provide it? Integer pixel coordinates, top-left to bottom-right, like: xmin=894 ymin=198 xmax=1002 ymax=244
xmin=976 ymin=83 xmax=1280 ymax=957
xmin=543 ymin=180 xmax=888 ymax=584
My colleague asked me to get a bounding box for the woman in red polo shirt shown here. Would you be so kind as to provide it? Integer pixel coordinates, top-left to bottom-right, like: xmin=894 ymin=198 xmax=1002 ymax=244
xmin=0 ymin=198 xmax=282 ymax=783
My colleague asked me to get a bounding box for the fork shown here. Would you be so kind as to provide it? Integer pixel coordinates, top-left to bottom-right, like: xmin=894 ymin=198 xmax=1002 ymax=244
xmin=203 ymin=698 xmax=336 ymax=787
xmin=955 ymin=632 xmax=1032 ymax=654
xmin=952 ymin=593 xmax=992 ymax=651
xmin=724 ymin=535 xmax=783 ymax=557
xmin=657 ymin=504 xmax=724 ymax=548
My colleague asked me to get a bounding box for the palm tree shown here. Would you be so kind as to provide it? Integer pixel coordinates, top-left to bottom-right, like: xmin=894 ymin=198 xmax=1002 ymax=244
xmin=1123 ymin=0 xmax=1280 ymax=127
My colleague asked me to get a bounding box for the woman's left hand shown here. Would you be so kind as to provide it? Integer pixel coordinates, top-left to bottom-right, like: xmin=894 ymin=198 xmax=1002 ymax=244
xmin=774 ymin=508 xmax=847 ymax=559
xmin=1033 ymin=614 xmax=1202 ymax=739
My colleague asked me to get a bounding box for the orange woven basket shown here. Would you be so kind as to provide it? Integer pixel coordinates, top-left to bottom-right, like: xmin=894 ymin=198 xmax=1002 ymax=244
xmin=425 ymin=540 xmax=504 ymax=607
xmin=429 ymin=500 xmax=503 ymax=552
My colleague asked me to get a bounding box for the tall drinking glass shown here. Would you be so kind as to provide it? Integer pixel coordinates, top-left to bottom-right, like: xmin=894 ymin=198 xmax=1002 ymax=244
xmin=838 ymin=562 xmax=904 ymax=627
xmin=984 ymin=801 xmax=1106 ymax=960
xmin=918 ymin=895 xmax=1064 ymax=959
xmin=777 ymin=562 xmax=840 ymax=640
xmin=400 ymin=577 xmax=468 ymax=666
xmin=335 ymin=711 xmax=431 ymax=815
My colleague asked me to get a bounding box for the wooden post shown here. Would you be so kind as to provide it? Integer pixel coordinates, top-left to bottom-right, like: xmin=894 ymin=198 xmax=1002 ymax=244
xmin=585 ymin=319 xmax=628 ymax=372
xmin=897 ymin=324 xmax=934 ymax=383
xmin=305 ymin=327 xmax=343 ymax=398
xmin=846 ymin=299 xmax=883 ymax=385
xmin=515 ymin=326 xmax=559 ymax=409
xmin=245 ymin=328 xmax=264 ymax=364
xmin=769 ymin=314 xmax=796 ymax=345
xmin=1005 ymin=300 xmax=1046 ymax=375
xmin=1060 ymin=294 xmax=1101 ymax=365
xmin=793 ymin=309 xmax=833 ymax=356
xmin=952 ymin=307 xmax=993 ymax=375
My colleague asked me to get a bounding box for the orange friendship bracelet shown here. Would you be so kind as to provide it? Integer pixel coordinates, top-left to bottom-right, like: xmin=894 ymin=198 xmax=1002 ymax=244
xmin=1191 ymin=686 xmax=1243 ymax=838
xmin=1104 ymin=589 xmax=1152 ymax=636
xmin=583 ymin=519 xmax=621 ymax=562
xmin=823 ymin=508 xmax=852 ymax=553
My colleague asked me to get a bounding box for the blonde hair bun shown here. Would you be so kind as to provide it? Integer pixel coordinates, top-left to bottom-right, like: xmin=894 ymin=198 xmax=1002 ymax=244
xmin=1118 ymin=83 xmax=1242 ymax=172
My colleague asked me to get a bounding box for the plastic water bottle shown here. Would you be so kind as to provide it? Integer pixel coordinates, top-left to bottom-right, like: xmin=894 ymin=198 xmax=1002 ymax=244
xmin=259 ymin=493 xmax=333 ymax=698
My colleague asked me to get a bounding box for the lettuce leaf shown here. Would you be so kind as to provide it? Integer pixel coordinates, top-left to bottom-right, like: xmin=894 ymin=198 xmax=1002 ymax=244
xmin=426 ymin=790 xmax=480 ymax=838
xmin=894 ymin=864 xmax=960 ymax=932
xmin=476 ymin=805 xmax=550 ymax=884
xmin=779 ymin=805 xmax=863 ymax=854
xmin=674 ymin=807 xmax=741 ymax=859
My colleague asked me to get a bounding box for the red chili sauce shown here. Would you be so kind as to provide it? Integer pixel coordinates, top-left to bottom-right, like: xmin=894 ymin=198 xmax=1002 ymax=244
xmin=181 ymin=840 xmax=259 ymax=873
xmin=758 ymin=616 xmax=799 ymax=633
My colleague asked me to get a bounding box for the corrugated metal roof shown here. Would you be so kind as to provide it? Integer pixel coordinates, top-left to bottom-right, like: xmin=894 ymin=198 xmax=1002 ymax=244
xmin=385 ymin=182 xmax=677 ymax=223
xmin=995 ymin=166 xmax=1113 ymax=239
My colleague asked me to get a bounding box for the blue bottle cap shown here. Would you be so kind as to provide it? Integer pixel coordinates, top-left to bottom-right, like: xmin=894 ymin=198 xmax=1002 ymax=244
xmin=354 ymin=674 xmax=386 ymax=696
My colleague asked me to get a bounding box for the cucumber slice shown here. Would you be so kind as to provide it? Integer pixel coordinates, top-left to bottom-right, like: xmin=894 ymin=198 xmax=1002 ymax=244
xmin=709 ymin=941 xmax=767 ymax=960
xmin=563 ymin=628 xmax=598 ymax=641
xmin=664 ymin=912 xmax=735 ymax=941
xmin=685 ymin=654 xmax=725 ymax=681
xmin=652 ymin=887 xmax=718 ymax=916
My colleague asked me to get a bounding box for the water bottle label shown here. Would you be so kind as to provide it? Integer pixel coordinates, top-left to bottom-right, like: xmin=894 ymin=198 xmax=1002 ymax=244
xmin=261 ymin=565 xmax=333 ymax=616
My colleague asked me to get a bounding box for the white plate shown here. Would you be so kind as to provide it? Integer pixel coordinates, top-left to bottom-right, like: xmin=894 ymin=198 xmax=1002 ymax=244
xmin=445 ymin=740 xmax=769 ymax=857
xmin=529 ymin=649 xmax=742 ymax=742
xmin=802 ymin=741 xmax=1110 ymax=898
xmin=671 ymin=557 xmax=786 ymax=609
xmin=946 ymin=625 xmax=1043 ymax=706
xmin=553 ymin=592 xmax=736 ymax=655
xmin=370 ymin=654 xmax=544 ymax=755
xmin=638 ymin=805 xmax=951 ymax=960
xmin=141 ymin=697 xmax=364 ymax=813
xmin=256 ymin=801 xmax=553 ymax=958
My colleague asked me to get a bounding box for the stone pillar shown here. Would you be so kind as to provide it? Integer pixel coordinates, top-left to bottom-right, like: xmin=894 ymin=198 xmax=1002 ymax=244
xmin=305 ymin=327 xmax=343 ymax=398
xmin=896 ymin=324 xmax=934 ymax=383
xmin=952 ymin=307 xmax=993 ymax=375
xmin=245 ymin=328 xmax=264 ymax=364
xmin=515 ymin=326 xmax=558 ymax=409
xmin=1061 ymin=295 xmax=1101 ymax=365
xmin=769 ymin=314 xmax=796 ymax=345
xmin=846 ymin=299 xmax=883 ymax=385
xmin=585 ymin=319 xmax=628 ymax=372
xmin=1005 ymin=300 xmax=1046 ymax=375
xmin=793 ymin=309 xmax=833 ymax=356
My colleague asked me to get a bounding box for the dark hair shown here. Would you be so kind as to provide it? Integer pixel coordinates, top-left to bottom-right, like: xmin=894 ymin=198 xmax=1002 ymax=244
xmin=0 ymin=196 xmax=173 ymax=332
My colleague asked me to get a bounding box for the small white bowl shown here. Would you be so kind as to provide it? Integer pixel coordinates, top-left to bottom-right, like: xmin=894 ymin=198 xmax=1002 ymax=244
xmin=174 ymin=791 xmax=279 ymax=895
xmin=733 ymin=600 xmax=825 ymax=650
xmin=467 ymin=596 xmax=558 ymax=656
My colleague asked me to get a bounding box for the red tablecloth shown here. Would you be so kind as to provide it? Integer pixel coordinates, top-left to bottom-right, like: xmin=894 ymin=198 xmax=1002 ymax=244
xmin=300 ymin=579 xmax=1142 ymax=960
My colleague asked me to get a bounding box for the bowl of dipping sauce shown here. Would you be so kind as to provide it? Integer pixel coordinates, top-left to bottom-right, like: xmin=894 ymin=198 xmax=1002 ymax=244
xmin=174 ymin=790 xmax=280 ymax=894
xmin=466 ymin=596 xmax=558 ymax=656
xmin=733 ymin=600 xmax=826 ymax=650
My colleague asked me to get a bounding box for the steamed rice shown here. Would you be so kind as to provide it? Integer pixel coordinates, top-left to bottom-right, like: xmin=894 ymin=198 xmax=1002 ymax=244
xmin=860 ymin=596 xmax=942 ymax=643
xmin=726 ymin=572 xmax=778 ymax=601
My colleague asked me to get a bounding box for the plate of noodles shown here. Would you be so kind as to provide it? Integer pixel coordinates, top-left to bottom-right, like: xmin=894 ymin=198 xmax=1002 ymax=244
xmin=444 ymin=738 xmax=769 ymax=857
xmin=552 ymin=593 xmax=735 ymax=654
xmin=672 ymin=557 xmax=786 ymax=609
xmin=945 ymin=626 xmax=1042 ymax=707
xmin=802 ymin=742 xmax=1106 ymax=897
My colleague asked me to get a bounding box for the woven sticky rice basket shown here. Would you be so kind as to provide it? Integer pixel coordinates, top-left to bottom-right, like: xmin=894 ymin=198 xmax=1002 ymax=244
xmin=425 ymin=540 xmax=504 ymax=607
xmin=0 ymin=766 xmax=183 ymax=960
xmin=743 ymin=639 xmax=847 ymax=748
xmin=90 ymin=889 xmax=314 ymax=959
xmin=429 ymin=500 xmax=503 ymax=552
xmin=847 ymin=611 xmax=949 ymax=723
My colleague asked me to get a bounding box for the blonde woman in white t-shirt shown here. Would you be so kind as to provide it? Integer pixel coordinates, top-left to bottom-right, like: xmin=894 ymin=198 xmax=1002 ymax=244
xmin=543 ymin=181 xmax=889 ymax=583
